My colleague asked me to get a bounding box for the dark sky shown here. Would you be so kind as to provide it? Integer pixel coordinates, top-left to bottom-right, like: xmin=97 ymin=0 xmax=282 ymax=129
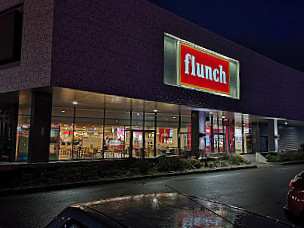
xmin=148 ymin=0 xmax=304 ymax=72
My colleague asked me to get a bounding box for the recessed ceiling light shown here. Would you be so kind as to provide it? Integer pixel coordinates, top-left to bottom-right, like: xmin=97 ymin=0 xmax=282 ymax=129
xmin=153 ymin=109 xmax=158 ymax=112
xmin=61 ymin=110 xmax=66 ymax=113
xmin=173 ymin=116 xmax=176 ymax=119
xmin=73 ymin=101 xmax=78 ymax=105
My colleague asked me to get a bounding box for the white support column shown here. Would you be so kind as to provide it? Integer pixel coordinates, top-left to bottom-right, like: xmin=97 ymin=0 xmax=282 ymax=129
xmin=199 ymin=112 xmax=206 ymax=151
xmin=274 ymin=119 xmax=279 ymax=152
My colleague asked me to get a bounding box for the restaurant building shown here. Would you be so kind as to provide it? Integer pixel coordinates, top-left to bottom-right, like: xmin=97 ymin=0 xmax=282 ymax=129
xmin=1 ymin=0 xmax=304 ymax=163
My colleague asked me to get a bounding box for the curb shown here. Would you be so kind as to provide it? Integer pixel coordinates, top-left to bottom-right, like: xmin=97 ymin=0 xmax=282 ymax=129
xmin=280 ymin=160 xmax=304 ymax=165
xmin=0 ymin=165 xmax=257 ymax=197
xmin=264 ymin=160 xmax=304 ymax=165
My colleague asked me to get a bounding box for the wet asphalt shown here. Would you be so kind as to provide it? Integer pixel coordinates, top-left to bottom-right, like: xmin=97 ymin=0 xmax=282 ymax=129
xmin=0 ymin=164 xmax=303 ymax=228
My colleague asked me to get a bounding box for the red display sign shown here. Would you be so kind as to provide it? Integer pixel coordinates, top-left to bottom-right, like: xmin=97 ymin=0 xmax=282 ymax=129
xmin=179 ymin=42 xmax=230 ymax=95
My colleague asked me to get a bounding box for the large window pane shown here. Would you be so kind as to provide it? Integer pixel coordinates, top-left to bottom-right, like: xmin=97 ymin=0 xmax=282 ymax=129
xmin=74 ymin=120 xmax=103 ymax=160
xmin=16 ymin=115 xmax=30 ymax=161
xmin=181 ymin=114 xmax=191 ymax=152
xmin=156 ymin=114 xmax=178 ymax=156
xmin=50 ymin=117 xmax=74 ymax=160
xmin=103 ymin=125 xmax=126 ymax=158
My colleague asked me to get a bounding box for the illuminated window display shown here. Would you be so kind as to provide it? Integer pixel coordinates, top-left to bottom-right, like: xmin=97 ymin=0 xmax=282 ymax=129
xmin=16 ymin=116 xmax=30 ymax=161
xmin=49 ymin=103 xmax=193 ymax=160
xmin=15 ymin=90 xmax=31 ymax=162
xmin=47 ymin=89 xmax=260 ymax=161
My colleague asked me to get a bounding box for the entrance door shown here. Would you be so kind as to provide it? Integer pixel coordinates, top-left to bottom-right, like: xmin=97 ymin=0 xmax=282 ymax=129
xmin=0 ymin=110 xmax=16 ymax=161
xmin=213 ymin=133 xmax=224 ymax=153
xmin=260 ymin=136 xmax=268 ymax=152
xmin=145 ymin=131 xmax=155 ymax=158
xmin=132 ymin=130 xmax=142 ymax=157
xmin=131 ymin=130 xmax=155 ymax=158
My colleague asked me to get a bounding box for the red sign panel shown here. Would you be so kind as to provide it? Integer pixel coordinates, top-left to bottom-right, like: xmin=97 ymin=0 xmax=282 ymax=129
xmin=179 ymin=42 xmax=230 ymax=95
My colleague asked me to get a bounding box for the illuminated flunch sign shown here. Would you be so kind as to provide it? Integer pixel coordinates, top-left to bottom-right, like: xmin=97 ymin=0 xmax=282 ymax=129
xmin=180 ymin=42 xmax=230 ymax=95
xmin=164 ymin=33 xmax=240 ymax=99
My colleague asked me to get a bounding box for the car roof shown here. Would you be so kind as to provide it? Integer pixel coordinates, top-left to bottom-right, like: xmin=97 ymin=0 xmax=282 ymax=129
xmin=69 ymin=193 xmax=290 ymax=228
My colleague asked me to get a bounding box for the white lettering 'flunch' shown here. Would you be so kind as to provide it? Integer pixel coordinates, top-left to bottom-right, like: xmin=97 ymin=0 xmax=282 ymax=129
xmin=184 ymin=53 xmax=227 ymax=84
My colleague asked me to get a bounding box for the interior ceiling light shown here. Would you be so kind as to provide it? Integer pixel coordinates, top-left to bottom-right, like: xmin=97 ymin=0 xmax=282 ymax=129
xmin=153 ymin=109 xmax=158 ymax=112
xmin=73 ymin=101 xmax=78 ymax=105
xmin=61 ymin=110 xmax=66 ymax=113
xmin=173 ymin=116 xmax=176 ymax=119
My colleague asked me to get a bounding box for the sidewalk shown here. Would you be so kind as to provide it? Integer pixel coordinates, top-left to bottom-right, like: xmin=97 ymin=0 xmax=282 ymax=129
xmin=0 ymin=164 xmax=257 ymax=197
xmin=241 ymin=153 xmax=304 ymax=167
xmin=241 ymin=153 xmax=280 ymax=167
xmin=3 ymin=153 xmax=301 ymax=197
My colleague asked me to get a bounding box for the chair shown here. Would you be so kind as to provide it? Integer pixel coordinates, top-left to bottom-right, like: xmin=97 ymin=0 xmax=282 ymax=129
xmin=92 ymin=148 xmax=98 ymax=158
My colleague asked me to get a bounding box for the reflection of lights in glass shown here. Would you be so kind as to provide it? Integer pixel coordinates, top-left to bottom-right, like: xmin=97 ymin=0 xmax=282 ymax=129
xmin=179 ymin=211 xmax=223 ymax=227
xmin=151 ymin=197 xmax=160 ymax=210
xmin=133 ymin=194 xmax=145 ymax=200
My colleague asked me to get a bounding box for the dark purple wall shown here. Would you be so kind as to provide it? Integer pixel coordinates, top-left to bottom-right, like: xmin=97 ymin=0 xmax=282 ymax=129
xmin=0 ymin=0 xmax=54 ymax=93
xmin=51 ymin=0 xmax=304 ymax=121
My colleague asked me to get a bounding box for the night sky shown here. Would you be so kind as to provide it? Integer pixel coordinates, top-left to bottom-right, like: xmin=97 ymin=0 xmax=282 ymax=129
xmin=148 ymin=0 xmax=304 ymax=72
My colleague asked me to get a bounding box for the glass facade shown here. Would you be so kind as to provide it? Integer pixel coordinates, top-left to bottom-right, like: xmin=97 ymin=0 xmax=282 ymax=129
xmin=204 ymin=112 xmax=252 ymax=154
xmin=49 ymin=109 xmax=255 ymax=160
xmin=49 ymin=98 xmax=194 ymax=160
xmin=14 ymin=88 xmax=296 ymax=163
xmin=47 ymin=87 xmax=263 ymax=161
